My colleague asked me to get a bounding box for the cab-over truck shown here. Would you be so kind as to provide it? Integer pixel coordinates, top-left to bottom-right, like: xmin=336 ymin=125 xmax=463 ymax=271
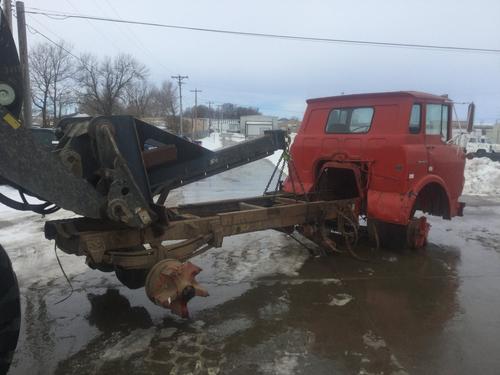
xmin=283 ymin=91 xmax=474 ymax=248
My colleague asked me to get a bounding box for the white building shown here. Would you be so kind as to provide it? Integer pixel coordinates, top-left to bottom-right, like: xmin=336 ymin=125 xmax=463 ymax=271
xmin=239 ymin=115 xmax=278 ymax=137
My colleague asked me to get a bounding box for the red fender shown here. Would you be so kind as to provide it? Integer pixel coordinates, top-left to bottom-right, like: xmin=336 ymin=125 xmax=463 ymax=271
xmin=367 ymin=175 xmax=454 ymax=226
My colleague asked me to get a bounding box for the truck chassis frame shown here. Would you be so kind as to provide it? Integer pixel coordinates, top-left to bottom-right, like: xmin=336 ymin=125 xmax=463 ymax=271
xmin=46 ymin=194 xmax=358 ymax=270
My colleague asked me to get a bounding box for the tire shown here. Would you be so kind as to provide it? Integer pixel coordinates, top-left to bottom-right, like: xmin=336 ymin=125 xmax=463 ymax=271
xmin=369 ymin=218 xmax=429 ymax=251
xmin=115 ymin=267 xmax=148 ymax=290
xmin=369 ymin=220 xmax=407 ymax=251
xmin=0 ymin=245 xmax=21 ymax=375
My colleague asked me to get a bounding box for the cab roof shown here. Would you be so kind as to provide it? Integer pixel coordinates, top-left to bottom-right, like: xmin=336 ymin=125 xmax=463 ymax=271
xmin=306 ymin=91 xmax=453 ymax=104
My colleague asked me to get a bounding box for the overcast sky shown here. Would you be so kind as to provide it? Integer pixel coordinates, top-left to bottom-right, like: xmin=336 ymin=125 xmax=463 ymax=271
xmin=13 ymin=0 xmax=500 ymax=121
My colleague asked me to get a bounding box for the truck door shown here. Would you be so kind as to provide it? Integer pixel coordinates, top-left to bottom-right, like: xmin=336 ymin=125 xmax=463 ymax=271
xmin=424 ymin=103 xmax=465 ymax=200
xmin=407 ymin=104 xmax=428 ymax=185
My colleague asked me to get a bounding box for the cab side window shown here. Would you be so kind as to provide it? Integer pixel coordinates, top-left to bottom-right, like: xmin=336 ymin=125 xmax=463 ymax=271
xmin=426 ymin=104 xmax=449 ymax=141
xmin=325 ymin=107 xmax=374 ymax=133
xmin=409 ymin=104 xmax=421 ymax=134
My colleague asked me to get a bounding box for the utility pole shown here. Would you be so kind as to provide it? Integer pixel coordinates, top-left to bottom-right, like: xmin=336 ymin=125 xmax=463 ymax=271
xmin=16 ymin=1 xmax=32 ymax=127
xmin=171 ymin=74 xmax=188 ymax=135
xmin=3 ymin=0 xmax=12 ymax=29
xmin=190 ymin=88 xmax=202 ymax=138
xmin=207 ymin=101 xmax=214 ymax=132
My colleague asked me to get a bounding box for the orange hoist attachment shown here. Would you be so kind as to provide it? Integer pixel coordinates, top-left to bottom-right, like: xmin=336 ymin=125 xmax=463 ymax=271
xmin=145 ymin=259 xmax=209 ymax=318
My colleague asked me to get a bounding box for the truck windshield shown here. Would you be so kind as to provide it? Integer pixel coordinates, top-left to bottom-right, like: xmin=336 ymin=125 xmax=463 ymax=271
xmin=325 ymin=107 xmax=374 ymax=133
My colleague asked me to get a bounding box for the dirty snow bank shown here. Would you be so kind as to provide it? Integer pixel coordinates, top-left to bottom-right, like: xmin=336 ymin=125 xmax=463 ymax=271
xmin=463 ymin=157 xmax=500 ymax=196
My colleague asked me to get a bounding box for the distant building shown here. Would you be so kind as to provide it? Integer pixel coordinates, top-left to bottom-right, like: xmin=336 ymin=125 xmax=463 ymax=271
xmin=489 ymin=122 xmax=500 ymax=143
xmin=239 ymin=115 xmax=278 ymax=137
xmin=278 ymin=118 xmax=301 ymax=133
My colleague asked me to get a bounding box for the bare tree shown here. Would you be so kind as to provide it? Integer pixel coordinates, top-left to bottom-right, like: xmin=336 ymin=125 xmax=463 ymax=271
xmin=49 ymin=42 xmax=74 ymax=122
xmin=185 ymin=103 xmax=260 ymax=121
xmin=76 ymin=53 xmax=148 ymax=116
xmin=29 ymin=41 xmax=74 ymax=127
xmin=125 ymin=80 xmax=154 ymax=117
xmin=150 ymin=80 xmax=179 ymax=132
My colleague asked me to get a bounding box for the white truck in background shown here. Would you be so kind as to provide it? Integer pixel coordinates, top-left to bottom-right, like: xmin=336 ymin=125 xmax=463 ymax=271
xmin=466 ymin=135 xmax=500 ymax=155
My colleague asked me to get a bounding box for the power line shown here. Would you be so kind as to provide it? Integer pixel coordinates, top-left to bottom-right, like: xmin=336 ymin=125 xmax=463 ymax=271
xmin=64 ymin=0 xmax=119 ymax=52
xmin=24 ymin=22 xmax=97 ymax=78
xmin=23 ymin=22 xmax=307 ymax=117
xmin=24 ymin=8 xmax=500 ymax=54
xmin=25 ymin=24 xmax=80 ymax=62
xmin=99 ymin=0 xmax=172 ymax=73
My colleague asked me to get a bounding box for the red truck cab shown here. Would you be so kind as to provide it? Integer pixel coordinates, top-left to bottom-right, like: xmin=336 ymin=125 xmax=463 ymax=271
xmin=283 ymin=91 xmax=470 ymax=248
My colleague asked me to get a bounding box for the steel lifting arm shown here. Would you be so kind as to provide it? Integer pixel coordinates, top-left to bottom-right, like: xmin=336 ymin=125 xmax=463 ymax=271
xmin=0 ymin=112 xmax=286 ymax=225
xmin=52 ymin=116 xmax=287 ymax=227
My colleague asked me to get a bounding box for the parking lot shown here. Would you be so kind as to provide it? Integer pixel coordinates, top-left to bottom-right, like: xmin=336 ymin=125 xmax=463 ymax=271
xmin=2 ymin=157 xmax=500 ymax=374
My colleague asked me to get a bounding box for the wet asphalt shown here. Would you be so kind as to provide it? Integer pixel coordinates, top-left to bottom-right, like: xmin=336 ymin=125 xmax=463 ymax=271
xmin=3 ymin=140 xmax=500 ymax=374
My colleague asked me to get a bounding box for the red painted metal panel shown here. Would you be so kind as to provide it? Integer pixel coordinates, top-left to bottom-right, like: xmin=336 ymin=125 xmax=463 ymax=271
xmin=283 ymin=91 xmax=466 ymax=226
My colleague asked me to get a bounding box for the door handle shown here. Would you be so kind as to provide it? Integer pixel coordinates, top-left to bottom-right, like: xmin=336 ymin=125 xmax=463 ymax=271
xmin=426 ymin=145 xmax=435 ymax=150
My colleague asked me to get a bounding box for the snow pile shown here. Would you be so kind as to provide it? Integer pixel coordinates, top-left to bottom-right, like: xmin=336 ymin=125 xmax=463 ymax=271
xmin=199 ymin=131 xmax=246 ymax=151
xmin=199 ymin=132 xmax=223 ymax=150
xmin=463 ymin=157 xmax=500 ymax=196
xmin=265 ymin=132 xmax=297 ymax=175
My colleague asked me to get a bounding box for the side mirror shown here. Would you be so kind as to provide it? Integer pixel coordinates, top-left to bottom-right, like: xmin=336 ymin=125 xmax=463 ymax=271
xmin=467 ymin=102 xmax=475 ymax=133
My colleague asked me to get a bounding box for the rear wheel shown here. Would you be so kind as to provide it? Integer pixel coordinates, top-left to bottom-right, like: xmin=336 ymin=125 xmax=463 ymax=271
xmin=112 ymin=246 xmax=149 ymax=289
xmin=374 ymin=221 xmax=408 ymax=250
xmin=0 ymin=245 xmax=21 ymax=375
xmin=369 ymin=217 xmax=429 ymax=250
xmin=115 ymin=267 xmax=148 ymax=289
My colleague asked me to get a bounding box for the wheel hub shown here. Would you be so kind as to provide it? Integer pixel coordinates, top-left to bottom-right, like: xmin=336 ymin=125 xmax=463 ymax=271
xmin=145 ymin=259 xmax=208 ymax=318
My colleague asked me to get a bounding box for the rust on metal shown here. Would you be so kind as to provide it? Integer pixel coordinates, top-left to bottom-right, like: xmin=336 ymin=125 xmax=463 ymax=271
xmin=145 ymin=259 xmax=208 ymax=318
xmin=44 ymin=194 xmax=361 ymax=316
xmin=45 ymin=195 xmax=359 ymax=271
xmin=407 ymin=216 xmax=430 ymax=249
xmin=142 ymin=144 xmax=177 ymax=169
